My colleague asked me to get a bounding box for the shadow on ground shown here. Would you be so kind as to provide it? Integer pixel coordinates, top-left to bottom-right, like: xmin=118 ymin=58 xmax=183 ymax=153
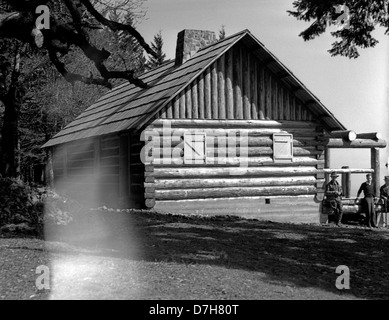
xmin=45 ymin=210 xmax=389 ymax=300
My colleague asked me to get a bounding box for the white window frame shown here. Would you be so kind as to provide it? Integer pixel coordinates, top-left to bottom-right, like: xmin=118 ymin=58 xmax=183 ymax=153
xmin=273 ymin=133 xmax=293 ymax=163
xmin=183 ymin=132 xmax=206 ymax=164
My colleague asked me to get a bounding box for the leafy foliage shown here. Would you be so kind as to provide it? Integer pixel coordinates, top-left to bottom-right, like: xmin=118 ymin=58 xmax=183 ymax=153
xmin=288 ymin=0 xmax=389 ymax=58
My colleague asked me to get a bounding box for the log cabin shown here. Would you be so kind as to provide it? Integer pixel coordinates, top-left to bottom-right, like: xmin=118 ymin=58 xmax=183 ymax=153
xmin=42 ymin=29 xmax=387 ymax=224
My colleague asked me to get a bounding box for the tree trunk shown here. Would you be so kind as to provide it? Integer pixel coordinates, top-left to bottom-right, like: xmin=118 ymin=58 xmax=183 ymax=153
xmin=44 ymin=147 xmax=54 ymax=188
xmin=0 ymin=85 xmax=23 ymax=179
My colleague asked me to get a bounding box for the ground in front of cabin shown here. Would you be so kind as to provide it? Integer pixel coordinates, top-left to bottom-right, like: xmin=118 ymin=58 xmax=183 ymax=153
xmin=1 ymin=209 xmax=388 ymax=300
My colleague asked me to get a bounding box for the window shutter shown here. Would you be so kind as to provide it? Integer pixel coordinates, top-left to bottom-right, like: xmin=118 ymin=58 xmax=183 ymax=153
xmin=184 ymin=133 xmax=206 ymax=164
xmin=273 ymin=133 xmax=293 ymax=162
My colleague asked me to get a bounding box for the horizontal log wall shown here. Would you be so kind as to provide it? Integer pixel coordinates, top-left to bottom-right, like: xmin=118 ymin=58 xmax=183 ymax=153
xmin=129 ymin=131 xmax=147 ymax=207
xmin=156 ymin=42 xmax=313 ymax=122
xmin=54 ymin=138 xmax=96 ymax=182
xmin=66 ymin=140 xmax=95 ymax=177
xmin=325 ymin=138 xmax=386 ymax=148
xmin=145 ymin=119 xmax=325 ymax=220
xmin=52 ymin=132 xmax=148 ymax=208
xmin=52 ymin=145 xmax=66 ymax=182
xmin=154 ymin=195 xmax=320 ymax=224
xmin=51 ymin=135 xmax=123 ymax=207
xmin=100 ymin=135 xmax=120 ymax=186
xmin=52 ymin=138 xmax=97 ymax=205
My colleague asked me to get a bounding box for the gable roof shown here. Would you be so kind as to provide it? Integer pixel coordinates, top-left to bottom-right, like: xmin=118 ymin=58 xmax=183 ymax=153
xmin=42 ymin=29 xmax=346 ymax=148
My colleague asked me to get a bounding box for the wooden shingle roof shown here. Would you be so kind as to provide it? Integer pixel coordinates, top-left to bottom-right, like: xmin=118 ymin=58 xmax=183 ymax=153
xmin=43 ymin=29 xmax=345 ymax=148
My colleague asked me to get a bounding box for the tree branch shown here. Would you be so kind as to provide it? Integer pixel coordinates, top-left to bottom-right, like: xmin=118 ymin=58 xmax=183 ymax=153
xmin=47 ymin=19 xmax=111 ymax=64
xmin=94 ymin=62 xmax=148 ymax=88
xmin=47 ymin=20 xmax=148 ymax=88
xmin=48 ymin=47 xmax=112 ymax=89
xmin=48 ymin=44 xmax=148 ymax=89
xmin=0 ymin=1 xmax=152 ymax=89
xmin=63 ymin=0 xmax=88 ymax=39
xmin=79 ymin=0 xmax=158 ymax=58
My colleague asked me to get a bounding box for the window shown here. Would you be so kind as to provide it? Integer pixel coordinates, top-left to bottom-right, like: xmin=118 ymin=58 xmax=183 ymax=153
xmin=184 ymin=132 xmax=206 ymax=164
xmin=273 ymin=133 xmax=293 ymax=162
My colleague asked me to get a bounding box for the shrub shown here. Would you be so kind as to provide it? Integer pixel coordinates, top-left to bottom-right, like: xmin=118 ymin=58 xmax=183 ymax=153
xmin=0 ymin=177 xmax=84 ymax=236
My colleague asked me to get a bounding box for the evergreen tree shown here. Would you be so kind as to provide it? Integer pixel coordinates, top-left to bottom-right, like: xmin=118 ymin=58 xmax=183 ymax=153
xmin=219 ymin=25 xmax=226 ymax=41
xmin=288 ymin=0 xmax=389 ymax=58
xmin=148 ymin=30 xmax=167 ymax=69
xmin=102 ymin=7 xmax=147 ymax=75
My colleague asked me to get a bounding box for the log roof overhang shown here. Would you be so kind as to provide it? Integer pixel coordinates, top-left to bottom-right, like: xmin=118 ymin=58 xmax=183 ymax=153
xmin=43 ymin=29 xmax=347 ymax=148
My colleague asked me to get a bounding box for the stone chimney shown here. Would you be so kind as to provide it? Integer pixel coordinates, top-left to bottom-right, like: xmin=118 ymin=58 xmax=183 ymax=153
xmin=175 ymin=29 xmax=217 ymax=66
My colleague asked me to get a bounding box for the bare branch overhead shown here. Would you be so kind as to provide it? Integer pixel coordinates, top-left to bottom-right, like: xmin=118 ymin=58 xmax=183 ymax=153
xmin=0 ymin=0 xmax=156 ymax=88
xmin=79 ymin=0 xmax=158 ymax=58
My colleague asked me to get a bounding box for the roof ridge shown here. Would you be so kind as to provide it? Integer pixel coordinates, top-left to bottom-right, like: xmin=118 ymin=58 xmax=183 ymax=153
xmin=197 ymin=29 xmax=250 ymax=53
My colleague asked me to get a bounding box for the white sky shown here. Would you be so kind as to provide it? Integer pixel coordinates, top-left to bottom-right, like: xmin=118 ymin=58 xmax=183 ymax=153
xmin=137 ymin=0 xmax=389 ymax=192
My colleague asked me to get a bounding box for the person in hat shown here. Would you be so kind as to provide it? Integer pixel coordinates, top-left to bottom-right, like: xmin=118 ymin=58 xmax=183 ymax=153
xmin=325 ymin=172 xmax=343 ymax=226
xmin=356 ymin=173 xmax=377 ymax=228
xmin=379 ymin=176 xmax=389 ymax=227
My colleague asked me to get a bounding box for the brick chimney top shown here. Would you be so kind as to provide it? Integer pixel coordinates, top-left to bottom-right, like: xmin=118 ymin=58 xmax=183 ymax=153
xmin=175 ymin=29 xmax=217 ymax=66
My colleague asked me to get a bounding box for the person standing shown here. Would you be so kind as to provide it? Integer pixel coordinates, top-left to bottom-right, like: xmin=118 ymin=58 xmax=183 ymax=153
xmin=325 ymin=172 xmax=343 ymax=226
xmin=379 ymin=176 xmax=389 ymax=228
xmin=356 ymin=173 xmax=377 ymax=228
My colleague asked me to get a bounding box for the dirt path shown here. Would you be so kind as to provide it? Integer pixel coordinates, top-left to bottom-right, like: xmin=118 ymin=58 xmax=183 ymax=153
xmin=1 ymin=210 xmax=388 ymax=300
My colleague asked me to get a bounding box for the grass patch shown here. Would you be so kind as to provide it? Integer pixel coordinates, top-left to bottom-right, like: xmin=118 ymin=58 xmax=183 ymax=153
xmin=1 ymin=209 xmax=389 ymax=300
